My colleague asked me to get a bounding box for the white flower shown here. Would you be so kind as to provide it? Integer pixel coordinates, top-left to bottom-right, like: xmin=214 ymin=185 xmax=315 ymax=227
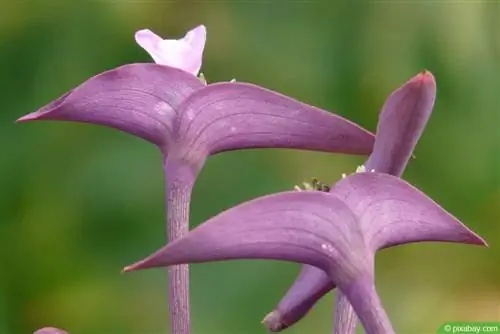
xmin=135 ymin=25 xmax=207 ymax=76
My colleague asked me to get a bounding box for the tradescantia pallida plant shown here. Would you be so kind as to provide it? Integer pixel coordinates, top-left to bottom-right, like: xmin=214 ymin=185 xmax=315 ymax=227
xmin=21 ymin=25 xmax=372 ymax=334
xmin=22 ymin=25 xmax=487 ymax=334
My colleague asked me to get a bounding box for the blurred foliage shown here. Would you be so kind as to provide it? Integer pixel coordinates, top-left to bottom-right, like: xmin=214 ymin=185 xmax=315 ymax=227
xmin=1 ymin=1 xmax=499 ymax=333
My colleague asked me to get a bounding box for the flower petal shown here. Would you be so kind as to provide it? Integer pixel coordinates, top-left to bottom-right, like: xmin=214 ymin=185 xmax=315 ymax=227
xmin=181 ymin=25 xmax=206 ymax=70
xmin=174 ymin=82 xmax=375 ymax=159
xmin=331 ymin=172 xmax=487 ymax=250
xmin=135 ymin=25 xmax=206 ymax=75
xmin=17 ymin=63 xmax=204 ymax=149
xmin=34 ymin=328 xmax=68 ymax=334
xmin=134 ymin=29 xmax=165 ymax=63
xmin=365 ymin=71 xmax=436 ymax=176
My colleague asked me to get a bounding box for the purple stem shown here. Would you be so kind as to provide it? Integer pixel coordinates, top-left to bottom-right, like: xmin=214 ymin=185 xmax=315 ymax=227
xmin=164 ymin=158 xmax=198 ymax=334
xmin=338 ymin=275 xmax=395 ymax=334
xmin=333 ymin=292 xmax=357 ymax=334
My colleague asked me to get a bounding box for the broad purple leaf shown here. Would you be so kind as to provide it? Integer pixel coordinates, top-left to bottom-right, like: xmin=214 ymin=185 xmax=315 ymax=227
xmin=123 ymin=189 xmax=391 ymax=333
xmin=124 ymin=190 xmax=364 ymax=278
xmin=331 ymin=173 xmax=486 ymax=250
xmin=175 ymin=82 xmax=374 ymax=157
xmin=17 ymin=63 xmax=204 ymax=149
xmin=34 ymin=328 xmax=68 ymax=334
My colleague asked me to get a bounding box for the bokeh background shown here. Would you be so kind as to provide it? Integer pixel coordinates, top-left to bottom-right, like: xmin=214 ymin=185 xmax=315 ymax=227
xmin=1 ymin=1 xmax=499 ymax=333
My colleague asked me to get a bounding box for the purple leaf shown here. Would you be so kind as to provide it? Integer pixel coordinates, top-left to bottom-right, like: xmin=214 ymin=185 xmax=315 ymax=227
xmin=124 ymin=190 xmax=361 ymax=275
xmin=17 ymin=63 xmax=204 ymax=150
xmin=331 ymin=172 xmax=486 ymax=249
xmin=123 ymin=188 xmax=393 ymax=333
xmin=175 ymin=82 xmax=374 ymax=157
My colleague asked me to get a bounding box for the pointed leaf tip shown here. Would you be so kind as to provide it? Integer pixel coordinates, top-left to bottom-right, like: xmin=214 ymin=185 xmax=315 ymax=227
xmin=16 ymin=114 xmax=37 ymax=123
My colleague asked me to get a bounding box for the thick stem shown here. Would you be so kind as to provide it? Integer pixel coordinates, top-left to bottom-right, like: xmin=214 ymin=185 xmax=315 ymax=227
xmin=339 ymin=275 xmax=394 ymax=334
xmin=165 ymin=159 xmax=196 ymax=334
xmin=333 ymin=291 xmax=357 ymax=334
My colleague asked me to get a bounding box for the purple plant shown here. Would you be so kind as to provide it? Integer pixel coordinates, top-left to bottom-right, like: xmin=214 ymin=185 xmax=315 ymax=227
xmin=19 ymin=26 xmax=378 ymax=334
xmin=122 ymin=70 xmax=487 ymax=334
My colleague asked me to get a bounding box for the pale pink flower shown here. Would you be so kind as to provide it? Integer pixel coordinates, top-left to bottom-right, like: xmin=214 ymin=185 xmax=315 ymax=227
xmin=135 ymin=25 xmax=206 ymax=76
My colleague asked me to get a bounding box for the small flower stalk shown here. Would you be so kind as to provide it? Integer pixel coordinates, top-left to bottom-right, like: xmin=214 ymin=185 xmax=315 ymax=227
xmin=19 ymin=25 xmax=375 ymax=334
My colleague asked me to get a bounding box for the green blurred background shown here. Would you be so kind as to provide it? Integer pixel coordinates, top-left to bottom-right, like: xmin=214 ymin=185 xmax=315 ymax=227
xmin=1 ymin=1 xmax=499 ymax=333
